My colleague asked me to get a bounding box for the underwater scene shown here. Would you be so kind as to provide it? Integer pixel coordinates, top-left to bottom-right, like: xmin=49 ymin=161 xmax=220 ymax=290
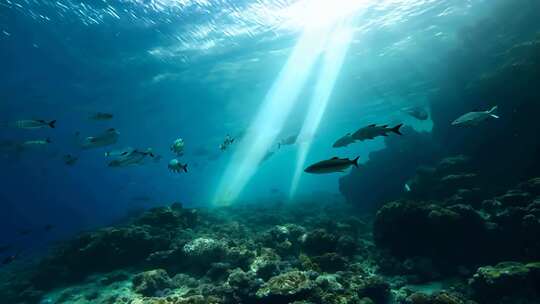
xmin=1 ymin=0 xmax=540 ymax=303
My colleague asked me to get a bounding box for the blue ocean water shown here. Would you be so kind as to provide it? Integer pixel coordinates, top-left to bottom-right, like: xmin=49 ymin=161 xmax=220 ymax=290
xmin=0 ymin=0 xmax=539 ymax=291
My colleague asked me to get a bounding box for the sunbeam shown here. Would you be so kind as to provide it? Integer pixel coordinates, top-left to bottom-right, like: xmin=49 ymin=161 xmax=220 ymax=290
xmin=212 ymin=26 xmax=332 ymax=205
xmin=289 ymin=22 xmax=355 ymax=199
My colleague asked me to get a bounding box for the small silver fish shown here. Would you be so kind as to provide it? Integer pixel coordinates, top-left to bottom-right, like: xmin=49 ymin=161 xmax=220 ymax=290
xmin=305 ymin=156 xmax=360 ymax=174
xmin=10 ymin=119 xmax=56 ymax=129
xmin=22 ymin=138 xmax=51 ymax=147
xmin=105 ymin=147 xmax=134 ymax=157
xmin=403 ymin=107 xmax=429 ymax=120
xmin=80 ymin=128 xmax=119 ymax=149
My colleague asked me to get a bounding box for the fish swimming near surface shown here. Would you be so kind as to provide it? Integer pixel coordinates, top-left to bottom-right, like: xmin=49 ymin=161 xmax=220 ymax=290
xmin=278 ymin=134 xmax=297 ymax=148
xmin=352 ymin=123 xmax=403 ymax=141
xmin=89 ymin=112 xmax=113 ymax=121
xmin=168 ymin=158 xmax=188 ymax=173
xmin=332 ymin=133 xmax=355 ymax=148
xmin=305 ymin=156 xmax=360 ymax=174
xmin=62 ymin=154 xmax=78 ymax=166
xmin=5 ymin=119 xmax=56 ymax=129
xmin=105 ymin=147 xmax=134 ymax=157
xmin=452 ymin=106 xmax=499 ymax=126
xmin=108 ymin=148 xmax=154 ymax=167
xmin=402 ymin=106 xmax=429 ymax=120
xmin=79 ymin=128 xmax=119 ymax=149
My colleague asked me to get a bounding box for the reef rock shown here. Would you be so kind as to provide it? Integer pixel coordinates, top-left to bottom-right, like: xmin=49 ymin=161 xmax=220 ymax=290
xmin=256 ymin=270 xmax=315 ymax=303
xmin=469 ymin=261 xmax=540 ymax=301
xmin=132 ymin=269 xmax=172 ymax=297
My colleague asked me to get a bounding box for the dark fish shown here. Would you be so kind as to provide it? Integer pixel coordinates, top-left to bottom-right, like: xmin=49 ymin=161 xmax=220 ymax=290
xmin=2 ymin=251 xmax=21 ymax=265
xmin=89 ymin=112 xmax=113 ymax=121
xmin=332 ymin=133 xmax=355 ymax=148
xmin=352 ymin=123 xmax=403 ymax=141
xmin=63 ymin=154 xmax=78 ymax=166
xmin=305 ymin=156 xmax=360 ymax=174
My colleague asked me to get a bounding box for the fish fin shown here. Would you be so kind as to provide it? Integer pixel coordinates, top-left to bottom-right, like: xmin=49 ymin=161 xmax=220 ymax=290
xmin=183 ymin=164 xmax=188 ymax=173
xmin=48 ymin=120 xmax=56 ymax=128
xmin=352 ymin=156 xmax=360 ymax=168
xmin=488 ymin=105 xmax=498 ymax=114
xmin=490 ymin=114 xmax=500 ymax=119
xmin=45 ymin=137 xmax=51 ymax=143
xmin=381 ymin=124 xmax=388 ymax=128
xmin=391 ymin=123 xmax=403 ymax=135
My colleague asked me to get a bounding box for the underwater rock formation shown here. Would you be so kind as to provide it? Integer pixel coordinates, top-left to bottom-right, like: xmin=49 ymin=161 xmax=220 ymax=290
xmin=255 ymin=270 xmax=315 ymax=303
xmin=469 ymin=261 xmax=540 ymax=302
xmin=339 ymin=126 xmax=441 ymax=212
xmin=132 ymin=269 xmax=173 ymax=297
xmin=374 ymin=177 xmax=540 ymax=277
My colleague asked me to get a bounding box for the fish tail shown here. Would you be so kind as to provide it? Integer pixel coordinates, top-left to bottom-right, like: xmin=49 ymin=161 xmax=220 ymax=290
xmin=48 ymin=120 xmax=56 ymax=128
xmin=183 ymin=164 xmax=188 ymax=173
xmin=352 ymin=156 xmax=360 ymax=168
xmin=391 ymin=123 xmax=403 ymax=135
xmin=488 ymin=106 xmax=499 ymax=118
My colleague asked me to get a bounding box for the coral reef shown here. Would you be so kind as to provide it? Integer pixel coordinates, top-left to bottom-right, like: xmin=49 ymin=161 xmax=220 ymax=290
xmin=1 ymin=177 xmax=539 ymax=304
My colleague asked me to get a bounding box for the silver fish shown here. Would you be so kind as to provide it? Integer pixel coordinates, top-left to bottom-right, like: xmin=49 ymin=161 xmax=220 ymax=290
xmin=80 ymin=128 xmax=119 ymax=149
xmin=452 ymin=106 xmax=499 ymax=126
xmin=105 ymin=147 xmax=134 ymax=157
xmin=108 ymin=148 xmax=154 ymax=167
xmin=22 ymin=138 xmax=51 ymax=147
xmin=403 ymin=106 xmax=429 ymax=120
xmin=304 ymin=156 xmax=360 ymax=174
xmin=332 ymin=133 xmax=355 ymax=148
xmin=10 ymin=119 xmax=56 ymax=129
xmin=352 ymin=124 xmax=403 ymax=141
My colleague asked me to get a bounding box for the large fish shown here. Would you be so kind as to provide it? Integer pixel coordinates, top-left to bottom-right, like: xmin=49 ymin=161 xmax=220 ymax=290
xmin=452 ymin=106 xmax=499 ymax=126
xmin=79 ymin=128 xmax=119 ymax=149
xmin=352 ymin=124 xmax=403 ymax=141
xmin=108 ymin=148 xmax=154 ymax=167
xmin=8 ymin=119 xmax=56 ymax=129
xmin=332 ymin=133 xmax=355 ymax=148
xmin=304 ymin=156 xmax=360 ymax=174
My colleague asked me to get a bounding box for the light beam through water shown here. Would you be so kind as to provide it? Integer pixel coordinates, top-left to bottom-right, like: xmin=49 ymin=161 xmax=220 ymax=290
xmin=289 ymin=22 xmax=355 ymax=199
